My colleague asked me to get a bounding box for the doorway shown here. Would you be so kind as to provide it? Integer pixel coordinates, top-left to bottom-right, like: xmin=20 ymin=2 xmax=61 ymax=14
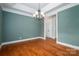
xmin=45 ymin=15 xmax=56 ymax=40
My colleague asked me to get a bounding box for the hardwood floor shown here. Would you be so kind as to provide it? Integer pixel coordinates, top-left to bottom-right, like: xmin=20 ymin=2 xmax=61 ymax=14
xmin=0 ymin=38 xmax=79 ymax=56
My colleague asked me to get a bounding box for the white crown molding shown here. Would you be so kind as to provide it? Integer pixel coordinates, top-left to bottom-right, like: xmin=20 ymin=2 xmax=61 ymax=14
xmin=1 ymin=3 xmax=36 ymax=17
xmin=2 ymin=7 xmax=33 ymax=17
xmin=1 ymin=3 xmax=78 ymax=18
xmin=47 ymin=3 xmax=79 ymax=16
xmin=41 ymin=3 xmax=63 ymax=13
xmin=1 ymin=3 xmax=67 ymax=17
xmin=12 ymin=4 xmax=35 ymax=14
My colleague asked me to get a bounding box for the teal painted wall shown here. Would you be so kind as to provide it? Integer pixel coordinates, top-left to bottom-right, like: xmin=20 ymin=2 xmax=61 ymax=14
xmin=58 ymin=5 xmax=79 ymax=46
xmin=0 ymin=7 xmax=2 ymax=44
xmin=2 ymin=11 xmax=44 ymax=43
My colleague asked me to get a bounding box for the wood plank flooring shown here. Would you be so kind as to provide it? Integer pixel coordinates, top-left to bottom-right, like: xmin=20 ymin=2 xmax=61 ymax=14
xmin=0 ymin=38 xmax=79 ymax=56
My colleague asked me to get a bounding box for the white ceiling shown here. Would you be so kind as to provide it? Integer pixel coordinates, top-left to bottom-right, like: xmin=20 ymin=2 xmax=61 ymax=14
xmin=21 ymin=3 xmax=48 ymax=10
xmin=0 ymin=3 xmax=75 ymax=17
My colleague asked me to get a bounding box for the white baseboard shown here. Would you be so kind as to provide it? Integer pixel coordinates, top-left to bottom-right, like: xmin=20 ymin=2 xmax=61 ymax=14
xmin=47 ymin=36 xmax=56 ymax=39
xmin=50 ymin=36 xmax=56 ymax=39
xmin=57 ymin=41 xmax=79 ymax=50
xmin=2 ymin=37 xmax=44 ymax=46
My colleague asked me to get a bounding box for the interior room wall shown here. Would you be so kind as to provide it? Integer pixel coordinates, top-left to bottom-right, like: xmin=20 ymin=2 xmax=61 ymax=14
xmin=2 ymin=11 xmax=44 ymax=43
xmin=58 ymin=5 xmax=79 ymax=46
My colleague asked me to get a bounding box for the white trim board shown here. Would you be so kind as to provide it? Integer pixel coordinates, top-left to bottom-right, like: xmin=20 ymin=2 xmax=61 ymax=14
xmin=1 ymin=3 xmax=35 ymax=17
xmin=46 ymin=36 xmax=56 ymax=39
xmin=57 ymin=41 xmax=79 ymax=50
xmin=47 ymin=3 xmax=79 ymax=16
xmin=56 ymin=13 xmax=58 ymax=43
xmin=2 ymin=37 xmax=44 ymax=46
xmin=2 ymin=7 xmax=33 ymax=17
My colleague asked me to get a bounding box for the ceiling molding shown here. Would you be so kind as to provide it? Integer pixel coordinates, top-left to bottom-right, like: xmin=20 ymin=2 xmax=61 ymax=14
xmin=2 ymin=7 xmax=33 ymax=17
xmin=1 ymin=3 xmax=36 ymax=17
xmin=1 ymin=3 xmax=65 ymax=17
xmin=1 ymin=3 xmax=78 ymax=17
xmin=41 ymin=3 xmax=63 ymax=13
xmin=12 ymin=4 xmax=35 ymax=14
xmin=46 ymin=3 xmax=79 ymax=16
xmin=21 ymin=3 xmax=48 ymax=10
